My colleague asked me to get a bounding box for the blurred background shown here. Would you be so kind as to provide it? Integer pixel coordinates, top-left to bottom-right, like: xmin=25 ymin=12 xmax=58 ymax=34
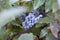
xmin=0 ymin=0 xmax=60 ymax=40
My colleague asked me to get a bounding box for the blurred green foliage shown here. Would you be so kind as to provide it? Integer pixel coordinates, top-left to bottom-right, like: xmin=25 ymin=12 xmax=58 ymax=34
xmin=0 ymin=0 xmax=60 ymax=40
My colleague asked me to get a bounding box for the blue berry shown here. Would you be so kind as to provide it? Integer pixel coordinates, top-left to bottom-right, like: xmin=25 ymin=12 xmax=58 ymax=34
xmin=28 ymin=22 xmax=32 ymax=28
xmin=35 ymin=18 xmax=38 ymax=23
xmin=32 ymin=10 xmax=40 ymax=17
xmin=20 ymin=14 xmax=26 ymax=22
xmin=22 ymin=21 xmax=30 ymax=29
xmin=31 ymin=20 xmax=35 ymax=26
xmin=21 ymin=9 xmax=45 ymax=30
xmin=29 ymin=13 xmax=35 ymax=20
xmin=39 ymin=10 xmax=45 ymax=17
xmin=39 ymin=14 xmax=43 ymax=18
xmin=25 ymin=16 xmax=31 ymax=22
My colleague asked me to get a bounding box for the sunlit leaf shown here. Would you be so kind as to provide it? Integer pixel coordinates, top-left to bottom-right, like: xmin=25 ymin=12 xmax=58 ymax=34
xmin=40 ymin=28 xmax=49 ymax=38
xmin=45 ymin=0 xmax=56 ymax=11
xmin=17 ymin=33 xmax=34 ymax=40
xmin=34 ymin=0 xmax=45 ymax=9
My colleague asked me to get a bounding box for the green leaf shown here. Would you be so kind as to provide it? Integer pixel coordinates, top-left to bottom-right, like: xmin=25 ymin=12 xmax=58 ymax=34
xmin=45 ymin=0 xmax=52 ymax=10
xmin=38 ymin=11 xmax=55 ymax=24
xmin=0 ymin=0 xmax=10 ymax=9
xmin=38 ymin=17 xmax=51 ymax=24
xmin=55 ymin=10 xmax=60 ymax=20
xmin=34 ymin=0 xmax=45 ymax=9
xmin=35 ymin=23 xmax=42 ymax=28
xmin=30 ymin=27 xmax=40 ymax=35
xmin=23 ymin=2 xmax=33 ymax=12
xmin=0 ymin=27 xmax=7 ymax=40
xmin=9 ymin=0 xmax=19 ymax=4
xmin=45 ymin=0 xmax=56 ymax=10
xmin=12 ymin=1 xmax=19 ymax=6
xmin=40 ymin=28 xmax=49 ymax=38
xmin=11 ymin=20 xmax=23 ymax=28
xmin=45 ymin=33 xmax=57 ymax=40
xmin=17 ymin=33 xmax=34 ymax=40
xmin=45 ymin=33 xmax=52 ymax=40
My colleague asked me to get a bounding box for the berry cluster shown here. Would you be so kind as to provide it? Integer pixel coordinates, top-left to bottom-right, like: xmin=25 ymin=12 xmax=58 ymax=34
xmin=20 ymin=10 xmax=45 ymax=29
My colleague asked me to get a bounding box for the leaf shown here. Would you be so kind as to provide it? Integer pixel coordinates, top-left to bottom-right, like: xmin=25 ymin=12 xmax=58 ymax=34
xmin=38 ymin=17 xmax=51 ymax=24
xmin=38 ymin=11 xmax=55 ymax=24
xmin=0 ymin=0 xmax=11 ymax=9
xmin=11 ymin=20 xmax=23 ymax=28
xmin=45 ymin=33 xmax=58 ymax=40
xmin=35 ymin=23 xmax=42 ymax=28
xmin=40 ymin=28 xmax=49 ymax=38
xmin=55 ymin=10 xmax=60 ymax=20
xmin=29 ymin=25 xmax=43 ymax=35
xmin=23 ymin=2 xmax=33 ymax=12
xmin=9 ymin=0 xmax=19 ymax=4
xmin=0 ymin=27 xmax=7 ymax=40
xmin=17 ymin=33 xmax=34 ymax=40
xmin=45 ymin=0 xmax=52 ymax=10
xmin=45 ymin=0 xmax=56 ymax=10
xmin=34 ymin=0 xmax=45 ymax=9
xmin=45 ymin=33 xmax=52 ymax=40
xmin=12 ymin=1 xmax=19 ymax=6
